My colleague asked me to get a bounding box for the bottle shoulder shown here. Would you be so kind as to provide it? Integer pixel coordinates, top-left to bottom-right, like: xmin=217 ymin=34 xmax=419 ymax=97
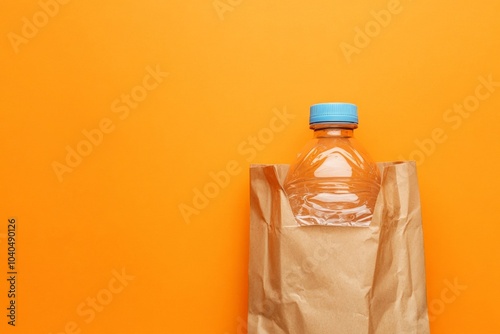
xmin=285 ymin=137 xmax=380 ymax=184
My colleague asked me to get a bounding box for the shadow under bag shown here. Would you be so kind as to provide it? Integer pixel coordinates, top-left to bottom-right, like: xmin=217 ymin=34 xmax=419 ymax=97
xmin=248 ymin=161 xmax=430 ymax=334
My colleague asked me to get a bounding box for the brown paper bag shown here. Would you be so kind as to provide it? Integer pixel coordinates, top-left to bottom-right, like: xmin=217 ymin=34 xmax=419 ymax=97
xmin=248 ymin=161 xmax=429 ymax=334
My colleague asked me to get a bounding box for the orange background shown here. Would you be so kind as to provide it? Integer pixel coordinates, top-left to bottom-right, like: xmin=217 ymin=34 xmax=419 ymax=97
xmin=2 ymin=0 xmax=500 ymax=333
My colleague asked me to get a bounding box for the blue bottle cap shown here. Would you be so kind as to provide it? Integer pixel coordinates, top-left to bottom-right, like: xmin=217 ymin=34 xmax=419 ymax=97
xmin=309 ymin=103 xmax=358 ymax=124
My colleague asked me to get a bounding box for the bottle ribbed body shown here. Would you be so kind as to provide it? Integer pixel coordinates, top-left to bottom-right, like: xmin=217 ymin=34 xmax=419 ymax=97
xmin=284 ymin=124 xmax=381 ymax=226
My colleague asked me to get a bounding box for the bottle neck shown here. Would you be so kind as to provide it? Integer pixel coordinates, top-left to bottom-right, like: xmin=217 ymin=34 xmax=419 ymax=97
xmin=310 ymin=123 xmax=357 ymax=138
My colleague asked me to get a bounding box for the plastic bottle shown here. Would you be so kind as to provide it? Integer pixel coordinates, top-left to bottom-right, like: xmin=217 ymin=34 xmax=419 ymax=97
xmin=284 ymin=102 xmax=381 ymax=226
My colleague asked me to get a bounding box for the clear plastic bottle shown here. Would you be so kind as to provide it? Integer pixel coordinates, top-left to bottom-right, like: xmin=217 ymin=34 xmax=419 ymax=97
xmin=284 ymin=103 xmax=381 ymax=226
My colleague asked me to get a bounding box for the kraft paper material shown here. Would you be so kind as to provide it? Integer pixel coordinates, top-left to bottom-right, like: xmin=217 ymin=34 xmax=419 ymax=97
xmin=248 ymin=161 xmax=430 ymax=334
